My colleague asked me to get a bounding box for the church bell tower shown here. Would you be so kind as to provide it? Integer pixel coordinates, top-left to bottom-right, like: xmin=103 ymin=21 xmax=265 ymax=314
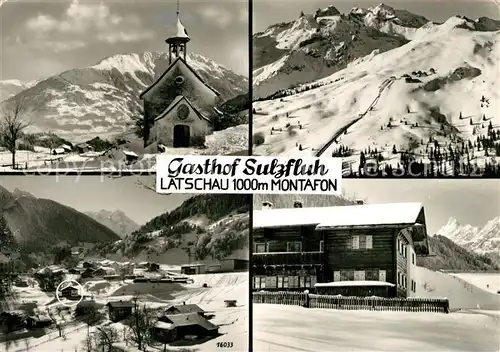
xmin=165 ymin=0 xmax=190 ymax=64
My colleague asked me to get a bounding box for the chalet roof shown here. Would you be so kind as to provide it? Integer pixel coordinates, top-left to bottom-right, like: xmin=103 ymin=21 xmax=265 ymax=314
xmin=163 ymin=313 xmax=218 ymax=331
xmin=106 ymin=301 xmax=134 ymax=308
xmin=154 ymin=95 xmax=211 ymax=123
xmin=165 ymin=304 xmax=204 ymax=314
xmin=253 ymin=202 xmax=424 ymax=229
xmin=123 ymin=150 xmax=139 ymax=158
xmin=139 ymin=57 xmax=220 ymax=99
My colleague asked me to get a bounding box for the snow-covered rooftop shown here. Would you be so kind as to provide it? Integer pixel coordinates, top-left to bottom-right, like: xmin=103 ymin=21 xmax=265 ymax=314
xmin=315 ymin=281 xmax=396 ymax=288
xmin=253 ymin=202 xmax=423 ymax=229
xmin=176 ymin=17 xmax=190 ymax=39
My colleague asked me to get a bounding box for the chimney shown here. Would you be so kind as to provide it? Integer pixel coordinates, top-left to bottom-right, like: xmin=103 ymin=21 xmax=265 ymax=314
xmin=356 ymin=199 xmax=364 ymax=205
xmin=293 ymin=200 xmax=303 ymax=208
xmin=262 ymin=201 xmax=273 ymax=210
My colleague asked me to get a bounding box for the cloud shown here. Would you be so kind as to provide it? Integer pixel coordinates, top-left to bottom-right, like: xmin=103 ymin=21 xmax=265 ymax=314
xmin=23 ymin=0 xmax=154 ymax=50
xmin=197 ymin=5 xmax=234 ymax=28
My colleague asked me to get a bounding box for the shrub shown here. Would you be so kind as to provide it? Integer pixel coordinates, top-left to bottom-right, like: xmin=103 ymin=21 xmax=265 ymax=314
xmin=253 ymin=132 xmax=265 ymax=146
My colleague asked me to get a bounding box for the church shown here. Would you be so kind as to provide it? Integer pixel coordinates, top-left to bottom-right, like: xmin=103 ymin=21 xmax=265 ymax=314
xmin=139 ymin=7 xmax=221 ymax=148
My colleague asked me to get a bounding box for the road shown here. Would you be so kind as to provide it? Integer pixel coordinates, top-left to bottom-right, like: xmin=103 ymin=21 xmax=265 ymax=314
xmin=315 ymin=77 xmax=396 ymax=157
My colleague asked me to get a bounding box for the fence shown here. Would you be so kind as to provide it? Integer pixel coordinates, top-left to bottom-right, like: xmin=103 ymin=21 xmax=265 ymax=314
xmin=253 ymin=291 xmax=449 ymax=313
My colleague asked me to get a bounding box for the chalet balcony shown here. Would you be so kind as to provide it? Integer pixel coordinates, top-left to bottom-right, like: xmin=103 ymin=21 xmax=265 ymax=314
xmin=253 ymin=251 xmax=324 ymax=266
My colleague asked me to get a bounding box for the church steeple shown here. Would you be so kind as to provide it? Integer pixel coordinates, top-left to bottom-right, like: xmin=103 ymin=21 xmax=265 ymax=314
xmin=165 ymin=0 xmax=190 ymax=64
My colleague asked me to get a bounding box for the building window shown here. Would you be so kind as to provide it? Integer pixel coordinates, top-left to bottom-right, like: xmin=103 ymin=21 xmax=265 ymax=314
xmin=319 ymin=240 xmax=324 ymax=252
xmin=287 ymin=242 xmax=302 ymax=252
xmin=340 ymin=270 xmax=355 ymax=281
xmin=412 ymin=253 xmax=415 ymax=265
xmin=403 ymin=246 xmax=407 ymax=258
xmin=255 ymin=243 xmax=267 ymax=253
xmin=365 ymin=269 xmax=379 ymax=281
xmin=352 ymin=235 xmax=373 ymax=250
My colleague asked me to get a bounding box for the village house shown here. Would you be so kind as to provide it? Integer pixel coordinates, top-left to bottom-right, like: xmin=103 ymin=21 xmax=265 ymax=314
xmin=219 ymin=258 xmax=249 ymax=272
xmin=151 ymin=312 xmax=219 ymax=344
xmin=252 ymin=201 xmax=430 ymax=298
xmin=0 ymin=311 xmax=26 ymax=333
xmin=164 ymin=304 xmax=205 ymax=317
xmin=106 ymin=301 xmax=134 ymax=322
xmin=34 ymin=267 xmax=65 ymax=291
xmin=75 ymin=143 xmax=93 ymax=154
xmin=59 ymin=285 xmax=81 ymax=300
xmin=180 ymin=263 xmax=206 ymax=275
xmin=26 ymin=315 xmax=53 ymax=330
xmin=139 ymin=10 xmax=221 ymax=149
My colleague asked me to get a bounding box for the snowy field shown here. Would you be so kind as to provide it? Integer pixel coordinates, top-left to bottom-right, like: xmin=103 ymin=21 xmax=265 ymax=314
xmin=252 ymin=17 xmax=500 ymax=174
xmin=253 ymin=305 xmax=500 ymax=352
xmin=450 ymin=272 xmax=500 ymax=295
xmin=0 ymin=124 xmax=248 ymax=172
xmin=4 ymin=272 xmax=248 ymax=352
xmin=253 ymin=266 xmax=500 ymax=351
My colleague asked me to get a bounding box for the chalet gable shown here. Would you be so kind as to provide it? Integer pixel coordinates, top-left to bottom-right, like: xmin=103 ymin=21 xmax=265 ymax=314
xmin=154 ymin=95 xmax=211 ymax=123
xmin=139 ymin=57 xmax=220 ymax=100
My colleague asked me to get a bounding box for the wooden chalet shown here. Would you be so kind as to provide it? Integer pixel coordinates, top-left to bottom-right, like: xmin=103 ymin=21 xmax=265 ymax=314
xmin=164 ymin=303 xmax=205 ymax=317
xmin=106 ymin=300 xmax=134 ymax=322
xmin=59 ymin=285 xmax=80 ymax=300
xmin=139 ymin=10 xmax=220 ymax=148
xmin=252 ymin=201 xmax=430 ymax=298
xmin=151 ymin=313 xmax=219 ymax=343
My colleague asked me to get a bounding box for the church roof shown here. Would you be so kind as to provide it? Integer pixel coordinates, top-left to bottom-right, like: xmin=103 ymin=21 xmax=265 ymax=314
xmin=154 ymin=95 xmax=211 ymax=123
xmin=176 ymin=17 xmax=189 ymax=39
xmin=139 ymin=56 xmax=220 ymax=99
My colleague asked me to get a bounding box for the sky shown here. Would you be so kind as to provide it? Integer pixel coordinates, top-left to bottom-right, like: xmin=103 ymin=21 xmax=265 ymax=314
xmin=342 ymin=179 xmax=500 ymax=235
xmin=0 ymin=175 xmax=192 ymax=225
xmin=253 ymin=0 xmax=500 ymax=33
xmin=0 ymin=0 xmax=249 ymax=82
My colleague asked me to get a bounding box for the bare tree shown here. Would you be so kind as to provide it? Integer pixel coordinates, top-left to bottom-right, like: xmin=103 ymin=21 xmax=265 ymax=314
xmin=95 ymin=326 xmax=120 ymax=352
xmin=0 ymin=97 xmax=31 ymax=169
xmin=128 ymin=296 xmax=157 ymax=351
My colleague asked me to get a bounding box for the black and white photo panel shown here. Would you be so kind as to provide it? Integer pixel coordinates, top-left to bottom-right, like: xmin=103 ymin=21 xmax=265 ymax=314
xmin=251 ymin=179 xmax=500 ymax=351
xmin=0 ymin=175 xmax=249 ymax=351
xmin=251 ymin=0 xmax=500 ymax=178
xmin=0 ymin=0 xmax=249 ymax=172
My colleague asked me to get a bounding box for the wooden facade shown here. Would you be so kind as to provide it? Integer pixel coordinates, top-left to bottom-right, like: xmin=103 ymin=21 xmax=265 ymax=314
xmin=252 ymin=205 xmax=428 ymax=298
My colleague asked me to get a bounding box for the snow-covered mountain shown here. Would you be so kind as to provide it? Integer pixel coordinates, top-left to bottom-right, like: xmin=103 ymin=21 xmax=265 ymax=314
xmin=0 ymin=79 xmax=37 ymax=101
xmin=437 ymin=217 xmax=500 ymax=264
xmin=84 ymin=209 xmax=139 ymax=238
xmin=253 ymin=11 xmax=500 ymax=174
xmin=1 ymin=52 xmax=248 ymax=142
xmin=253 ymin=3 xmax=500 ymax=98
xmin=253 ymin=4 xmax=430 ymax=98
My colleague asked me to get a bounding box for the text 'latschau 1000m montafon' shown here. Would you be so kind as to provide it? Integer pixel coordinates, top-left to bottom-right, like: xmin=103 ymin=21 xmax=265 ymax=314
xmin=155 ymin=156 xmax=342 ymax=195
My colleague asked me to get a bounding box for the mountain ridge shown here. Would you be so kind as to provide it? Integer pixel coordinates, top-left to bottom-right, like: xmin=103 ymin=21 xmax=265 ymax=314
xmin=253 ymin=3 xmax=500 ymax=99
xmin=0 ymin=186 xmax=120 ymax=255
xmin=84 ymin=209 xmax=140 ymax=238
xmin=1 ymin=51 xmax=248 ymax=143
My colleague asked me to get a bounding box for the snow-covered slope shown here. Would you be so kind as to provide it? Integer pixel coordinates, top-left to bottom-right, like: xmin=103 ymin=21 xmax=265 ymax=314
xmin=1 ymin=52 xmax=248 ymax=142
xmin=437 ymin=217 xmax=500 ymax=263
xmin=253 ymin=15 xmax=500 ymax=174
xmin=0 ymin=79 xmax=36 ymax=101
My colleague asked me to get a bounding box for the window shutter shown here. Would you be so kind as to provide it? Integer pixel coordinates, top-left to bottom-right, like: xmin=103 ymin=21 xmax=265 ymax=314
xmin=366 ymin=235 xmax=373 ymax=249
xmin=379 ymin=270 xmax=386 ymax=282
xmin=352 ymin=236 xmax=359 ymax=249
xmin=334 ymin=271 xmax=340 ymax=282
